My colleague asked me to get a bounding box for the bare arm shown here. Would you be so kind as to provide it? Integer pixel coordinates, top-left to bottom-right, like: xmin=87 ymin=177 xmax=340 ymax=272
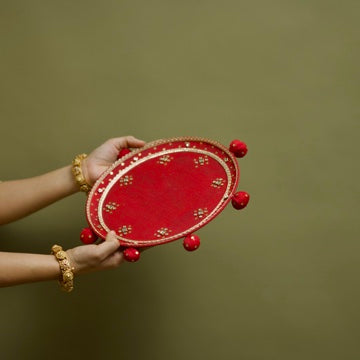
xmin=0 ymin=166 xmax=77 ymax=225
xmin=0 ymin=252 xmax=61 ymax=286
xmin=0 ymin=136 xmax=145 ymax=288
xmin=0 ymin=135 xmax=145 ymax=225
xmin=0 ymin=231 xmax=124 ymax=287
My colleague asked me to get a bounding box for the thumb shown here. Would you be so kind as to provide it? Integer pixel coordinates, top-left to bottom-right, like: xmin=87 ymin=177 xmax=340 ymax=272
xmin=123 ymin=135 xmax=146 ymax=148
xmin=97 ymin=231 xmax=121 ymax=260
xmin=112 ymin=136 xmax=145 ymax=150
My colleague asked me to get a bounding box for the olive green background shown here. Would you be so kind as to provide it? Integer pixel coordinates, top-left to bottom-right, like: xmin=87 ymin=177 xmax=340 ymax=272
xmin=0 ymin=1 xmax=359 ymax=359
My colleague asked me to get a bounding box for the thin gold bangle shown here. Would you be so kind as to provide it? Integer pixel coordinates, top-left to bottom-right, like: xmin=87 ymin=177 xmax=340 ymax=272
xmin=51 ymin=245 xmax=75 ymax=292
xmin=72 ymin=153 xmax=92 ymax=193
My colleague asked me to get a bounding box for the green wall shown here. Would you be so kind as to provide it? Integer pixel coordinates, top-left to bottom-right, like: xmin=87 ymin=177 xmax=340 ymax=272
xmin=1 ymin=1 xmax=359 ymax=359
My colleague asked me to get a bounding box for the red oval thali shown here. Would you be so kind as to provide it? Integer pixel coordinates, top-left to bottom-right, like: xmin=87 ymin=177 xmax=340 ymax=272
xmin=86 ymin=137 xmax=239 ymax=247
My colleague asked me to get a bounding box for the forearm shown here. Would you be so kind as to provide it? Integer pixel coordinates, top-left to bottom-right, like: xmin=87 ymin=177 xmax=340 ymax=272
xmin=0 ymin=165 xmax=78 ymax=224
xmin=0 ymin=252 xmax=60 ymax=287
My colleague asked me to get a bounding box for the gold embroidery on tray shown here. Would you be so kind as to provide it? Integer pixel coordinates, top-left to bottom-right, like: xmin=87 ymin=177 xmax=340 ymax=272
xmin=211 ymin=178 xmax=225 ymax=188
xmin=193 ymin=208 xmax=208 ymax=220
xmin=118 ymin=225 xmax=132 ymax=236
xmin=194 ymin=156 xmax=209 ymax=168
xmin=157 ymin=155 xmax=173 ymax=166
xmin=155 ymin=228 xmax=172 ymax=238
xmin=119 ymin=175 xmax=133 ymax=186
xmin=103 ymin=202 xmax=119 ymax=214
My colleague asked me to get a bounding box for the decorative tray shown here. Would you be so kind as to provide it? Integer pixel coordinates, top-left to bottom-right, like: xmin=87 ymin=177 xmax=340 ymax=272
xmin=80 ymin=137 xmax=249 ymax=262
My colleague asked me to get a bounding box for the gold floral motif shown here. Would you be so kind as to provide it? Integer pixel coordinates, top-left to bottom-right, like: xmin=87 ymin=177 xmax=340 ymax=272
xmin=194 ymin=156 xmax=209 ymax=168
xmin=103 ymin=202 xmax=119 ymax=214
xmin=63 ymin=270 xmax=74 ymax=281
xmin=118 ymin=225 xmax=132 ymax=236
xmin=157 ymin=154 xmax=173 ymax=165
xmin=155 ymin=228 xmax=172 ymax=238
xmin=193 ymin=208 xmax=208 ymax=220
xmin=55 ymin=251 xmax=67 ymax=260
xmin=211 ymin=178 xmax=225 ymax=188
xmin=119 ymin=175 xmax=133 ymax=186
xmin=52 ymin=245 xmax=62 ymax=253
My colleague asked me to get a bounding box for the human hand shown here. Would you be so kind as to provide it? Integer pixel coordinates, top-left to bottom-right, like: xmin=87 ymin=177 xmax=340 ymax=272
xmin=82 ymin=135 xmax=145 ymax=186
xmin=66 ymin=231 xmax=124 ymax=275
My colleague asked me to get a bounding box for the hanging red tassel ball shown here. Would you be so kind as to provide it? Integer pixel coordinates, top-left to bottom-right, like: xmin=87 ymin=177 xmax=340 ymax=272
xmin=80 ymin=227 xmax=97 ymax=244
xmin=231 ymin=191 xmax=250 ymax=210
xmin=229 ymin=140 xmax=248 ymax=158
xmin=123 ymin=247 xmax=141 ymax=262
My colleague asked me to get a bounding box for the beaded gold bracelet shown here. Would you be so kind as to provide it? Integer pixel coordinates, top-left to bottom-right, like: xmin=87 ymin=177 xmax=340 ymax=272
xmin=72 ymin=153 xmax=92 ymax=193
xmin=51 ymin=245 xmax=75 ymax=292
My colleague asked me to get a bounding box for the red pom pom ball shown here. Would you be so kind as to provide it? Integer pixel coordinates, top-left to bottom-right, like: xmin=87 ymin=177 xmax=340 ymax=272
xmin=183 ymin=234 xmax=201 ymax=252
xmin=231 ymin=191 xmax=250 ymax=210
xmin=80 ymin=227 xmax=97 ymax=244
xmin=123 ymin=247 xmax=140 ymax=262
xmin=229 ymin=140 xmax=248 ymax=158
xmin=117 ymin=148 xmax=131 ymax=160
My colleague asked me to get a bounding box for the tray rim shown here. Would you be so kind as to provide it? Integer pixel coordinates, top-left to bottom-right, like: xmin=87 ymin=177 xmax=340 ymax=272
xmin=85 ymin=136 xmax=240 ymax=246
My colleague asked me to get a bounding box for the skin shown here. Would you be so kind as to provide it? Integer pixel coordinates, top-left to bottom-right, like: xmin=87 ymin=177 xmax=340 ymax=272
xmin=0 ymin=136 xmax=145 ymax=287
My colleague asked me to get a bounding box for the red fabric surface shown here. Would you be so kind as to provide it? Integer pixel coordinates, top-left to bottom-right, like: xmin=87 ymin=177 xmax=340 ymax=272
xmin=86 ymin=138 xmax=240 ymax=247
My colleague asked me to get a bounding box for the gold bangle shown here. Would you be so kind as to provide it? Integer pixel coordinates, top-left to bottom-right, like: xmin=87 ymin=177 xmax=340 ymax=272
xmin=72 ymin=153 xmax=92 ymax=193
xmin=51 ymin=245 xmax=75 ymax=292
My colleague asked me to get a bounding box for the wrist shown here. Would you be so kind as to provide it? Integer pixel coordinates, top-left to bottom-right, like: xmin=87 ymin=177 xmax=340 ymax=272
xmin=66 ymin=248 xmax=90 ymax=276
xmin=81 ymin=157 xmax=93 ymax=187
xmin=71 ymin=154 xmax=92 ymax=193
xmin=51 ymin=245 xmax=75 ymax=292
